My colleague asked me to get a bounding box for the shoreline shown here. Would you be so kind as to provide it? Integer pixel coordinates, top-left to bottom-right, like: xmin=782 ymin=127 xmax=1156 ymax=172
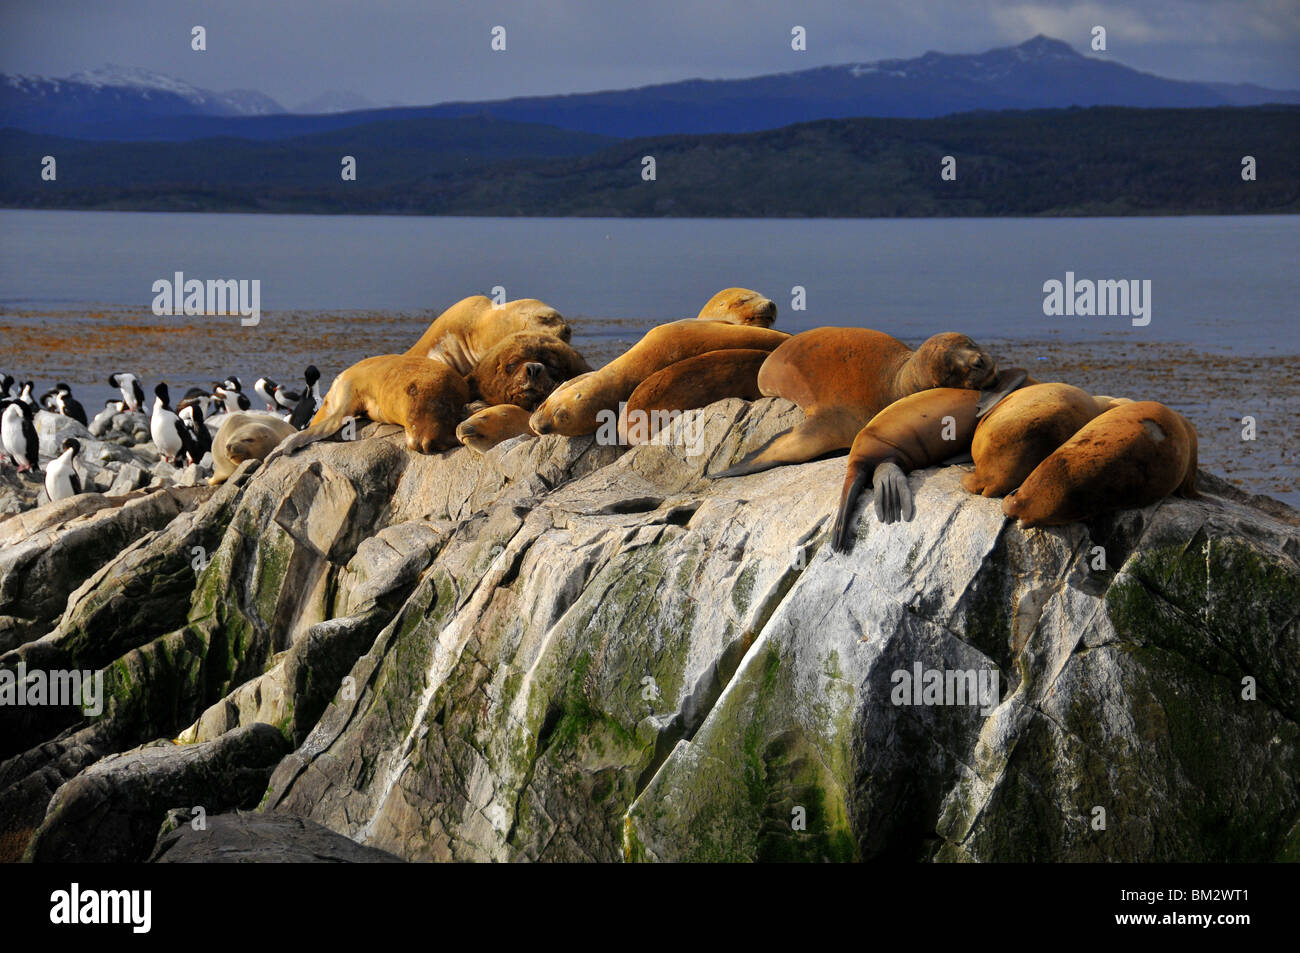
xmin=2 ymin=308 xmax=1295 ymax=506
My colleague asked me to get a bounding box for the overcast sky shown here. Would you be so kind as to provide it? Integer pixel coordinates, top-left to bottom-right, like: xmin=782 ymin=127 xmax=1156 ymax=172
xmin=2 ymin=0 xmax=1297 ymax=107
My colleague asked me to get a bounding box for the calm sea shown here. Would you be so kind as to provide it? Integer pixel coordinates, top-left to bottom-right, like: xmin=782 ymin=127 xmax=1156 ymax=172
xmin=2 ymin=209 xmax=1296 ymax=354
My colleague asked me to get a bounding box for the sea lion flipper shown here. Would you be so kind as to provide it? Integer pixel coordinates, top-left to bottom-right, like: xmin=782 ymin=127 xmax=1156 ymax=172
xmin=976 ymin=368 xmax=1029 ymax=417
xmin=709 ymin=411 xmax=856 ymax=479
xmin=873 ymin=461 xmax=913 ymax=524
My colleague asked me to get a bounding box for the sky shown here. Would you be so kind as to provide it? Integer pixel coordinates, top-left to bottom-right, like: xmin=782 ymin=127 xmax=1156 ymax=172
xmin=1 ymin=0 xmax=1297 ymax=108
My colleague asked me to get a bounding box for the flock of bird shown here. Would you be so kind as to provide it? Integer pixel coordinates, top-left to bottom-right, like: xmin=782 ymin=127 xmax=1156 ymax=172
xmin=0 ymin=365 xmax=322 ymax=503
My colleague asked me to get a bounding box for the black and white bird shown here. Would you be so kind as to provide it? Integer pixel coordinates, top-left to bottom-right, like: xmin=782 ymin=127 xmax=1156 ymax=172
xmin=1 ymin=399 xmax=39 ymax=473
xmin=273 ymin=381 xmax=302 ymax=414
xmin=253 ymin=377 xmax=280 ymax=412
xmin=182 ymin=387 xmax=218 ymax=419
xmin=108 ymin=372 xmax=146 ymax=412
xmin=177 ymin=399 xmax=212 ymax=463
xmin=45 ymin=437 xmax=82 ymax=501
xmin=214 ymin=382 xmax=250 ymax=414
xmin=151 ymin=383 xmax=199 ymax=464
xmin=17 ymin=381 xmax=37 ymax=408
xmin=0 ymin=374 xmax=14 ymax=399
xmin=53 ymin=384 xmax=88 ymax=426
xmin=288 ymin=365 xmax=321 ymax=430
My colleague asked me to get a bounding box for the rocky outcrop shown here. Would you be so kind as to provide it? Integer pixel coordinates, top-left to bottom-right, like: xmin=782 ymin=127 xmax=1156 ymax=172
xmin=22 ymin=723 xmax=289 ymax=863
xmin=1 ymin=398 xmax=1296 ymax=863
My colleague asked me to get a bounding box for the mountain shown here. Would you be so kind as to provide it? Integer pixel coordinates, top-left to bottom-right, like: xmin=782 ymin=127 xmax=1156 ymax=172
xmin=3 ymin=37 xmax=1297 ymax=142
xmin=3 ymin=106 xmax=1294 ymax=218
xmin=0 ymin=64 xmax=284 ymax=136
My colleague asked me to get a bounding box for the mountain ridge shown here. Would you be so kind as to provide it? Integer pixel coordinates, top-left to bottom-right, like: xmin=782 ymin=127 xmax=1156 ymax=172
xmin=5 ymin=36 xmax=1297 ymax=142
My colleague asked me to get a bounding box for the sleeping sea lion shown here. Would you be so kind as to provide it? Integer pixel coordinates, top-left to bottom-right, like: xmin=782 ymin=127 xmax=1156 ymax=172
xmin=271 ymin=354 xmax=469 ymax=459
xmin=408 ymin=295 xmax=571 ymax=376
xmin=962 ymin=383 xmax=1117 ymax=498
xmin=456 ymin=404 xmax=535 ymax=453
xmin=209 ymin=412 xmax=296 ymax=485
xmin=529 ymin=321 xmax=788 ymax=437
xmin=1002 ymin=400 xmax=1199 ymax=527
xmin=830 ymin=370 xmax=1028 ymax=551
xmin=696 ymin=288 xmax=777 ymax=328
xmin=711 ymin=327 xmax=998 ymax=478
xmin=617 ymin=348 xmax=768 ymax=445
xmin=466 ymin=331 xmax=591 ymax=411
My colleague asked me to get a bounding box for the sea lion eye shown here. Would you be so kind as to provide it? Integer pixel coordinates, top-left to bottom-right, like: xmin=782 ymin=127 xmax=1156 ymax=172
xmin=971 ymin=355 xmax=985 ymax=369
xmin=506 ymin=362 xmax=518 ymax=374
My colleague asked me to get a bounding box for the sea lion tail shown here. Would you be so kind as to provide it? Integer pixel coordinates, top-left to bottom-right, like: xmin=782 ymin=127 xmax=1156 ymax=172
xmin=831 ymin=466 xmax=871 ymax=552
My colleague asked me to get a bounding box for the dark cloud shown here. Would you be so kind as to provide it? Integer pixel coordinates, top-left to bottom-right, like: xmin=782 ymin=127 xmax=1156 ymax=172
xmin=2 ymin=0 xmax=1296 ymax=108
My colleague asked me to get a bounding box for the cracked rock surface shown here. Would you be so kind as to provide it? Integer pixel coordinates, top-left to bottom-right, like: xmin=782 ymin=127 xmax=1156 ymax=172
xmin=1 ymin=398 xmax=1297 ymax=862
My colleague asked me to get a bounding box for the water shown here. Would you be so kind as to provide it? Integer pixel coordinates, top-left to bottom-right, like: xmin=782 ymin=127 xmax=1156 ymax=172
xmin=1 ymin=210 xmax=1297 ymax=353
xmin=1 ymin=210 xmax=1296 ymax=504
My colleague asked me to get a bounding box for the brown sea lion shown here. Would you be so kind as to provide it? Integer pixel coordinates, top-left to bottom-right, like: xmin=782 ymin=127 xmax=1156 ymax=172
xmin=209 ymin=412 xmax=297 ymax=485
xmin=617 ymin=348 xmax=768 ymax=445
xmin=830 ymin=370 xmax=1028 ymax=551
xmin=466 ymin=331 xmax=592 ymax=411
xmin=407 ymin=295 xmax=571 ymax=376
xmin=962 ymin=383 xmax=1115 ymax=498
xmin=1003 ymin=400 xmax=1198 ymax=527
xmin=712 ymin=327 xmax=998 ymax=479
xmin=696 ymin=288 xmax=777 ymax=328
xmin=456 ymin=404 xmax=535 ymax=453
xmin=271 ymin=354 xmax=469 ymax=459
xmin=529 ymin=320 xmax=788 ymax=437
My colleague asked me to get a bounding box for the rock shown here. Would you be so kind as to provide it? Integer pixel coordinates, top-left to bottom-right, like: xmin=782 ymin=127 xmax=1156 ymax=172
xmin=108 ymin=463 xmax=149 ymax=495
xmin=0 ymin=398 xmax=1296 ymax=863
xmin=0 ymin=486 xmax=210 ymax=659
xmin=150 ymin=811 xmax=403 ymax=863
xmin=35 ymin=410 xmax=92 ymax=458
xmin=22 ymin=723 xmax=290 ymax=863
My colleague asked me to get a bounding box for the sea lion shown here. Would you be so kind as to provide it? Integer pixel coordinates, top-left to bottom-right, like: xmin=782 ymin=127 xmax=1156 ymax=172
xmin=711 ymin=327 xmax=998 ymax=478
xmin=617 ymin=348 xmax=768 ymax=445
xmin=962 ymin=383 xmax=1115 ymax=498
xmin=696 ymin=288 xmax=777 ymax=328
xmin=1003 ymin=400 xmax=1198 ymax=527
xmin=830 ymin=370 xmax=1028 ymax=551
xmin=408 ymin=295 xmax=571 ymax=376
xmin=272 ymin=354 xmax=469 ymax=459
xmin=466 ymin=331 xmax=592 ymax=411
xmin=530 ymin=320 xmax=788 ymax=437
xmin=210 ymin=412 xmax=296 ymax=485
xmin=456 ymin=404 xmax=535 ymax=453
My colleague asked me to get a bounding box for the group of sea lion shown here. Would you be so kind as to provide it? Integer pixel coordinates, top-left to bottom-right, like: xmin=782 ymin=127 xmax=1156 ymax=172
xmin=216 ymin=286 xmax=1199 ymax=550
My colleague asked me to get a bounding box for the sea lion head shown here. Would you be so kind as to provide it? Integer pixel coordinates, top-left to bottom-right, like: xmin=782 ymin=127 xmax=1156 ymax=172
xmin=456 ymin=403 xmax=534 ymax=453
xmin=697 ymin=288 xmax=778 ymax=328
xmin=399 ymin=362 xmax=470 ymax=453
xmin=917 ymin=332 xmax=998 ymax=390
xmin=528 ymin=371 xmax=600 ymax=436
xmin=467 ymin=332 xmax=591 ymax=411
